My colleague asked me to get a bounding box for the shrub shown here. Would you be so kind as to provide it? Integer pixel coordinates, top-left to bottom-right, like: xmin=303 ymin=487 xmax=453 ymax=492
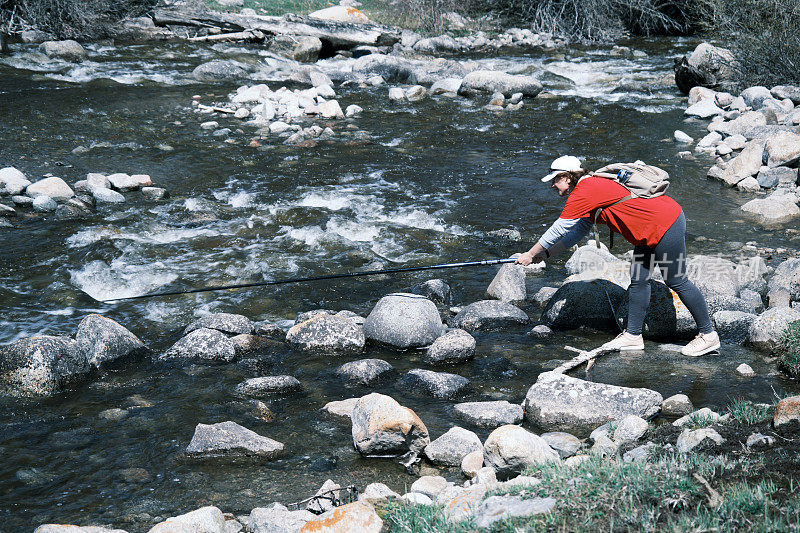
xmin=779 ymin=320 xmax=800 ymax=378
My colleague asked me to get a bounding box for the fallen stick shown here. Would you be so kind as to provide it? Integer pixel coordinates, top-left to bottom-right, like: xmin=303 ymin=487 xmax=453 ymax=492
xmin=188 ymin=29 xmax=265 ymax=42
xmin=553 ymin=345 xmax=607 ymax=374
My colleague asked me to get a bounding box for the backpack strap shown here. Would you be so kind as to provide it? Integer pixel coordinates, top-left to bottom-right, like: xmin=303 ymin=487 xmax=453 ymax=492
xmin=592 ymin=194 xmax=633 ymax=249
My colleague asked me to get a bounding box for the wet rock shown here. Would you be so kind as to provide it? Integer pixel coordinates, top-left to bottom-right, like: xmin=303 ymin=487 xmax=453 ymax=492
xmin=0 ymin=204 xmax=15 ymax=217
xmin=774 ymin=396 xmax=800 ymax=428
xmin=299 ymin=501 xmax=382 ymax=532
xmin=11 ymin=195 xmax=32 ymax=207
xmin=359 ymin=482 xmax=400 ymax=503
xmin=676 ymin=427 xmax=724 ymax=453
xmin=540 ymin=432 xmax=580 ymax=459
xmin=528 ymin=324 xmax=552 ymax=338
xmin=674 ymin=42 xmax=738 ymax=94
xmin=388 ymin=87 xmax=405 ymax=101
xmin=336 ymin=358 xmax=394 ymax=385
xmin=749 ymin=307 xmax=800 ymax=351
xmin=410 ymin=475 xmax=450 ymax=498
xmin=713 ymin=310 xmax=756 ymax=344
xmin=185 ymin=421 xmax=284 ymax=460
xmin=105 ymin=173 xmax=139 ymax=191
xmin=405 ymin=85 xmax=427 ymax=102
xmin=460 ymin=70 xmax=542 ymax=97
xmin=287 ymin=314 xmax=365 ymax=354
xmin=0 ymin=167 xmax=31 ymax=195
xmin=524 ymin=372 xmax=663 ymax=436
xmin=674 ymin=130 xmax=693 ymax=143
xmin=736 ymin=363 xmax=755 ymax=376
xmin=363 ymin=293 xmax=443 ymax=348
xmin=76 ymin=314 xmax=146 ymax=368
xmin=253 ymin=320 xmax=285 ymax=339
xmin=32 ymin=195 xmax=57 ymax=212
xmin=411 ymin=279 xmax=450 ymax=304
xmin=768 ymin=258 xmax=800 ymax=306
xmin=541 ymin=280 xmax=626 ymax=331
xmin=184 ymin=313 xmax=254 ymax=336
xmin=483 ymin=425 xmax=559 ymax=478
xmin=248 ymin=503 xmax=315 ymax=533
xmin=351 ymin=393 xmax=429 ymax=456
xmin=353 ymin=54 xmax=415 ymax=83
xmin=453 ymin=400 xmax=524 ymax=429
xmin=424 ymin=426 xmax=482 ymax=466
xmin=400 ymin=369 xmax=469 ymax=399
xmin=90 ymin=187 xmax=124 ymax=204
xmin=764 ymin=131 xmax=800 ymax=167
xmin=319 ymin=99 xmax=344 ymax=119
xmin=451 ymin=300 xmax=529 ymax=331
xmin=192 ymin=60 xmax=249 ymax=82
xmin=99 ymin=408 xmax=128 ymax=421
xmin=322 ymin=397 xmax=359 ymax=420
xmin=161 ymin=328 xmax=237 ymax=363
xmin=431 ymin=78 xmax=462 ymax=95
xmin=345 ymin=104 xmax=363 ymax=117
xmin=532 ymin=286 xmax=558 ymax=309
xmin=423 ymin=329 xmax=475 ymax=365
xmin=460 ymin=449 xmax=484 ymax=478
xmin=141 ymin=187 xmax=169 ymax=201
xmin=0 ymin=335 xmax=89 ymax=397
xmin=613 ymin=414 xmax=649 ymax=444
xmin=230 ymin=334 xmax=274 ymax=356
xmin=149 ymin=506 xmax=228 ymax=532
xmin=234 ymin=376 xmax=301 ymax=397
xmin=39 ymin=40 xmax=87 ymax=62
xmin=486 ymin=263 xmax=526 ymax=302
xmin=119 ymin=467 xmax=151 ymax=484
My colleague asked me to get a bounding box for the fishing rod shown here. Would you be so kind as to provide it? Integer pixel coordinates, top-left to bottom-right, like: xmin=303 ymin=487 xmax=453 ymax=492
xmin=101 ymin=258 xmax=519 ymax=303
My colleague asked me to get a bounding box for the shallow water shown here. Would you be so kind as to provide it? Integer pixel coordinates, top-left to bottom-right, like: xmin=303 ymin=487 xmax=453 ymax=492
xmin=1 ymin=37 xmax=798 ymax=531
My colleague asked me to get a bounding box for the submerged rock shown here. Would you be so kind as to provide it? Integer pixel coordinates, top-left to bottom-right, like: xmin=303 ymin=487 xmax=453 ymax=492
xmin=400 ymin=369 xmax=470 ymax=399
xmin=161 ymin=328 xmax=237 ymax=363
xmin=451 ymin=300 xmax=529 ymax=331
xmin=363 ymin=293 xmax=443 ymax=348
xmin=75 ymin=314 xmax=146 ymax=368
xmin=336 ymin=358 xmax=394 ymax=385
xmin=234 ymin=376 xmax=301 ymax=397
xmin=351 ymin=393 xmax=429 ymax=456
xmin=452 ymin=400 xmax=524 ymax=429
xmin=423 ymin=329 xmax=475 ymax=365
xmin=287 ymin=314 xmax=365 ymax=354
xmin=424 ymin=426 xmax=482 ymax=466
xmin=0 ymin=335 xmax=89 ymax=397
xmin=185 ymin=421 xmax=284 ymax=460
xmin=483 ymin=425 xmax=559 ymax=478
xmin=184 ymin=312 xmax=254 ymax=336
xmin=523 ymin=372 xmax=663 ymax=436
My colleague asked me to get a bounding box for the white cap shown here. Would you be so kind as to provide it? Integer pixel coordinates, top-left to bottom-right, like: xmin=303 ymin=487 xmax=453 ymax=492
xmin=541 ymin=155 xmax=583 ymax=182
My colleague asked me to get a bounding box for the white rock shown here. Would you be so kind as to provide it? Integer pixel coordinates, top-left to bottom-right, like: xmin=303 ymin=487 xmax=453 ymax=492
xmin=345 ymin=104 xmax=363 ymax=117
xmin=32 ymin=195 xmax=58 ymax=212
xmin=401 ymin=492 xmax=433 ymax=505
xmin=319 ymin=99 xmax=344 ymax=119
xmin=674 ymin=130 xmax=693 ymax=143
xmin=26 ymin=177 xmax=73 ymax=200
xmin=200 ymin=121 xmax=219 ymax=130
xmin=388 ymin=87 xmax=406 ymax=101
xmin=93 ymin=187 xmax=126 ymax=204
xmin=736 ymin=363 xmax=755 ymax=376
xmin=613 ymin=415 xmax=649 ymax=444
xmin=483 ymin=425 xmax=559 ymax=477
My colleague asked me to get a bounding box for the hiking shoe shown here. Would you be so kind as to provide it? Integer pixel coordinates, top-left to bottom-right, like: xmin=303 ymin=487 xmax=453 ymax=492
xmin=600 ymin=331 xmax=644 ymax=352
xmin=681 ymin=331 xmax=720 ymax=357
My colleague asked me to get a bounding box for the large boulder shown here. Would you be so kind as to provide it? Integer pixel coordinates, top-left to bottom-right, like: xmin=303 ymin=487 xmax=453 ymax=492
xmin=408 ymin=58 xmax=469 ymax=85
xmin=184 ymin=313 xmax=253 ymax=336
xmin=541 ymin=280 xmax=626 ymax=331
xmin=713 ymin=310 xmax=756 ymax=344
xmin=192 ymin=60 xmax=249 ymax=82
xmin=717 ymin=141 xmax=764 ymax=186
xmin=563 ymin=245 xmax=630 ymax=288
xmin=453 ymin=400 xmax=524 ymax=429
xmin=248 ymin=504 xmax=315 ymax=533
xmin=26 ymin=177 xmax=74 ymax=201
xmin=75 ymin=314 xmax=146 ymax=368
xmin=286 ymin=314 xmax=365 ymax=354
xmin=451 ymin=300 xmax=529 ymax=331
xmin=423 ymin=329 xmax=475 ymax=365
xmin=148 ymin=506 xmax=225 ymax=533
xmin=486 ymin=263 xmax=526 ymax=302
xmin=523 ymin=372 xmax=663 ymax=436
xmin=616 ymin=281 xmax=697 ymax=339
xmin=483 ymin=425 xmax=559 ymax=478
xmin=39 ymin=40 xmax=87 ymax=62
xmin=459 ymin=70 xmax=542 ymax=97
xmin=363 ymin=293 xmax=443 ymax=348
xmin=269 ymin=35 xmax=323 ymax=63
xmin=161 ymin=328 xmax=237 ymax=363
xmin=740 ymin=195 xmax=800 ymax=226
xmin=0 ymin=167 xmax=31 ymax=196
xmin=351 ymin=393 xmax=429 ymax=456
xmin=400 ymin=369 xmax=469 ymax=399
xmin=748 ymin=307 xmax=800 ymax=351
xmin=185 ymin=421 xmax=284 ymax=461
xmin=299 ymin=501 xmax=382 ymax=533
xmin=352 ymin=54 xmax=415 ymax=83
xmin=711 ymin=111 xmax=767 ymax=138
xmin=0 ymin=336 xmax=89 ymax=397
xmin=764 ymin=131 xmax=800 ymax=168
xmin=674 ymin=42 xmax=739 ymax=94
xmin=686 ymin=255 xmax=739 ymax=298
xmin=424 ymin=426 xmax=483 ymax=466
xmin=336 ymin=358 xmax=394 ymax=385
xmin=768 ymin=258 xmax=800 ymax=306
xmin=308 ymin=5 xmax=371 ymax=23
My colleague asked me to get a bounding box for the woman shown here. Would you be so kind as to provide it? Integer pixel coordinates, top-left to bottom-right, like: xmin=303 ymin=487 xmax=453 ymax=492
xmin=515 ymin=155 xmax=720 ymax=357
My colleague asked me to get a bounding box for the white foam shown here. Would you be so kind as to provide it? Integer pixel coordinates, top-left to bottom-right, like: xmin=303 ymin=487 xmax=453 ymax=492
xmin=70 ymin=259 xmax=178 ymax=302
xmin=326 ymin=219 xmax=380 ymax=242
xmin=228 ymin=191 xmax=256 ymax=208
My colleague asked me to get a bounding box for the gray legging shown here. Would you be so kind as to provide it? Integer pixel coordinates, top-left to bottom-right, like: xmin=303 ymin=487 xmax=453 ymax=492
xmin=626 ymin=210 xmax=713 ymax=336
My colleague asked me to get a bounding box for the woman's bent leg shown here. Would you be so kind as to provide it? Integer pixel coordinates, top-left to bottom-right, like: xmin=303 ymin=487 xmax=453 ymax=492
xmin=626 ymin=245 xmax=653 ymax=335
xmin=655 ymin=211 xmax=714 ymax=334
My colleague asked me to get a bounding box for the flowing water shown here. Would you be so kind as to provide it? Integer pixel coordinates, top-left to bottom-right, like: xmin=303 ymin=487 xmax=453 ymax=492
xmin=1 ymin=37 xmax=798 ymax=531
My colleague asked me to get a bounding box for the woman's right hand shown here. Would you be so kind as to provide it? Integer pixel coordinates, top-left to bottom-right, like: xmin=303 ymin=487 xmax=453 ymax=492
xmin=515 ymin=251 xmax=534 ymax=266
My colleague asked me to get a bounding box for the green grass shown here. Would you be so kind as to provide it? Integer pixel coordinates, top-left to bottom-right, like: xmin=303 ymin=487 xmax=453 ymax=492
xmin=382 ymin=501 xmax=476 ymax=532
xmin=682 ymin=411 xmax=717 ymax=430
xmin=727 ymin=397 xmax=772 ymax=425
xmin=779 ymin=321 xmax=800 ymax=379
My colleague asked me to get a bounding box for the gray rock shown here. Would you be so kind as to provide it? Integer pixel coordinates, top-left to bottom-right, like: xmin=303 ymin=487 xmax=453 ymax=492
xmin=192 ymin=60 xmax=249 ymax=82
xmin=141 ymin=187 xmax=169 ymax=200
xmin=400 ymin=369 xmax=469 ymax=399
xmin=541 ymin=280 xmax=626 ymax=331
xmin=453 ymin=400 xmax=524 ymax=429
xmin=55 ymin=198 xmax=93 ymax=219
xmin=712 ymin=111 xmax=767 ymax=137
xmin=410 ymin=475 xmax=451 ymax=499
xmin=741 ymin=86 xmax=773 ymax=109
xmin=685 ymin=99 xmax=724 ymax=118
xmin=234 ymin=376 xmax=301 ymax=397
xmin=411 ymin=279 xmax=450 ymax=304
xmin=623 ymin=443 xmax=656 ymax=463
xmin=460 ymin=449 xmax=484 ymax=478
xmin=739 ymin=289 xmax=764 ymax=313
xmin=483 ymin=425 xmax=559 ymax=477
xmin=749 ymin=307 xmax=800 ymax=351
xmin=742 ymin=124 xmax=797 ymax=141
xmin=718 ymin=141 xmax=764 ymax=186
xmin=269 ymin=33 xmax=322 ymax=63
xmin=0 ymin=167 xmax=31 ymax=195
xmin=322 ymin=398 xmax=359 ymax=420
xmin=764 ymin=131 xmax=800 ymax=167
xmin=92 ymin=187 xmax=126 ymax=204
xmin=413 ymin=34 xmax=460 ymax=53
xmin=613 ymin=414 xmax=649 ymax=444
xmin=351 ymin=393 xmax=429 ymax=456
xmin=185 ymin=421 xmax=284 ymax=460
xmin=423 ymin=329 xmax=475 ymax=365
xmin=746 ymin=432 xmax=775 ymax=448
xmin=106 ymin=173 xmax=140 ymax=191
xmin=741 ymin=195 xmax=800 ymax=226
xmin=11 ymin=195 xmax=33 ymax=207
xmin=686 ymin=255 xmax=740 ymax=298
xmin=524 ymin=371 xmax=663 ymax=436
xmin=336 ymin=358 xmax=394 ymax=385
xmin=676 ymin=427 xmax=724 ymax=453
xmin=674 ymin=42 xmax=738 ymax=94
xmin=768 ymin=258 xmax=800 ymax=306
xmin=430 ymin=78 xmax=462 ymax=95
xmin=184 ymin=313 xmax=254 ymax=336
xmin=34 ymin=526 xmax=127 ymax=533
xmin=307 ymin=479 xmax=340 ymax=513
xmin=737 ymin=177 xmax=760 ymax=192
xmin=352 ymin=54 xmax=415 ymax=83
xmin=363 ymin=293 xmax=443 ymax=348
xmin=591 ymin=434 xmax=618 ymax=458
xmin=528 ymin=324 xmax=553 ymax=338
xmin=451 ymin=300 xmax=529 ymax=331
xmin=161 ymin=328 xmax=237 ymax=363
xmin=360 ymin=482 xmax=401 ymax=503
xmin=295 ymin=309 xmax=335 ymax=324
xmin=0 ymin=335 xmax=89 ymax=397
xmin=148 ymin=506 xmax=225 ymax=533
xmin=26 ymin=177 xmax=74 ymax=200
xmin=532 ymin=286 xmax=558 ymax=309
xmin=39 ymin=40 xmax=87 ymax=62
xmin=287 ymin=314 xmax=365 ymax=354
xmin=424 ymin=426 xmax=482 ymax=466
xmin=486 ymin=263 xmax=526 ymax=302
xmin=460 ymin=70 xmax=542 ymax=97
xmin=32 ymin=195 xmax=58 ymax=212
xmin=75 ymin=314 xmax=146 ymax=368
xmin=662 ymin=394 xmax=694 ymax=416
xmin=713 ymin=310 xmax=756 ymax=344
xmin=757 ymin=166 xmax=797 ymax=188
xmin=248 ymin=504 xmax=315 ymax=533
xmin=540 ymin=432 xmax=580 ymax=459
xmin=771 ymin=85 xmax=800 ymax=105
